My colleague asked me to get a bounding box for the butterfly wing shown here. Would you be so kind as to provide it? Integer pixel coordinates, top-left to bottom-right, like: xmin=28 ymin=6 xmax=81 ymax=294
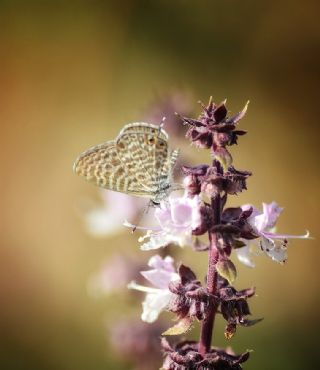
xmin=73 ymin=140 xmax=154 ymax=197
xmin=116 ymin=123 xmax=170 ymax=195
xmin=119 ymin=122 xmax=168 ymax=141
xmin=160 ymin=149 xmax=180 ymax=183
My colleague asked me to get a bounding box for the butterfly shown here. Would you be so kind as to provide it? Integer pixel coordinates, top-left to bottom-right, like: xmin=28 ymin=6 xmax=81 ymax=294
xmin=73 ymin=122 xmax=180 ymax=205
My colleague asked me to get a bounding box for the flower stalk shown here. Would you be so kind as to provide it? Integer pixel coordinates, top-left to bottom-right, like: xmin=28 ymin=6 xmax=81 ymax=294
xmin=199 ymin=160 xmax=222 ymax=356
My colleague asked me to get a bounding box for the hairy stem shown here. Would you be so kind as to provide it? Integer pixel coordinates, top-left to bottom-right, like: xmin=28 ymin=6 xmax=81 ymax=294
xmin=199 ymin=161 xmax=222 ymax=356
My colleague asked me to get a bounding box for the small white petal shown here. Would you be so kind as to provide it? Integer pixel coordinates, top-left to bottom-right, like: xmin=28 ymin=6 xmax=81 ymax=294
xmin=140 ymin=233 xmax=173 ymax=250
xmin=267 ymin=247 xmax=288 ymax=264
xmin=141 ymin=269 xmax=179 ymax=290
xmin=141 ymin=290 xmax=173 ymax=323
xmin=171 ymin=203 xmax=193 ymax=226
xmin=260 ymin=236 xmax=287 ymax=263
xmin=155 ymin=205 xmax=172 ymax=229
xmin=261 ymin=202 xmax=283 ymax=230
xmin=127 ymin=281 xmax=160 ymax=294
xmin=147 ymin=255 xmax=175 ymax=271
xmin=174 ymin=232 xmax=193 ymax=247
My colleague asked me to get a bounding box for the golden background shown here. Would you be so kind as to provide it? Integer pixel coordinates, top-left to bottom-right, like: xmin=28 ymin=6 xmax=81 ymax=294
xmin=0 ymin=1 xmax=319 ymax=369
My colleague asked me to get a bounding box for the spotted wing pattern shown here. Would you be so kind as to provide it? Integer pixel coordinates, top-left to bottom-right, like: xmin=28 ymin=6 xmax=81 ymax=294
xmin=116 ymin=123 xmax=170 ymax=195
xmin=73 ymin=122 xmax=179 ymax=201
xmin=119 ymin=122 xmax=168 ymax=141
xmin=159 ymin=148 xmax=180 ymax=185
xmin=73 ymin=140 xmax=154 ymax=197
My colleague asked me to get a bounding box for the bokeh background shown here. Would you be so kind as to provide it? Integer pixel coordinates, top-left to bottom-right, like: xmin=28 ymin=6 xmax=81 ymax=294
xmin=0 ymin=1 xmax=319 ymax=369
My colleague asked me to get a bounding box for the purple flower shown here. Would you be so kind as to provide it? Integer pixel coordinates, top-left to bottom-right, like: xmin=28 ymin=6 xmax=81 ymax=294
xmin=181 ymin=98 xmax=248 ymax=151
xmin=167 ymin=265 xmax=211 ymax=327
xmin=137 ymin=194 xmax=202 ymax=250
xmin=236 ymin=202 xmax=310 ymax=267
xmin=161 ymin=338 xmax=250 ymax=370
xmin=128 ymin=255 xmax=180 ymax=323
xmin=217 ymin=277 xmax=261 ymax=339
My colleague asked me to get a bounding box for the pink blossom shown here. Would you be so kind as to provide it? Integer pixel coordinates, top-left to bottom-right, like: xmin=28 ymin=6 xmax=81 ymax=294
xmin=136 ymin=194 xmax=201 ymax=251
xmin=236 ymin=202 xmax=310 ymax=267
xmin=128 ymin=255 xmax=179 ymax=323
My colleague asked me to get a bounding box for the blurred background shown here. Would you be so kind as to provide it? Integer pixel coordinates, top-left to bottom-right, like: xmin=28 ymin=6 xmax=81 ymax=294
xmin=0 ymin=1 xmax=319 ymax=369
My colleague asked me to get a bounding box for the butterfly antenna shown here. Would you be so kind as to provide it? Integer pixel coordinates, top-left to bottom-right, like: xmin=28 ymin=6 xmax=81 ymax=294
xmin=157 ymin=116 xmax=166 ymax=138
xmin=160 ymin=116 xmax=166 ymax=128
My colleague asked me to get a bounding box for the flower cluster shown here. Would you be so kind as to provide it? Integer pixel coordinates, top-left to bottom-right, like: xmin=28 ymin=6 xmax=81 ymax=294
xmin=79 ymin=97 xmax=310 ymax=370
xmin=183 ymin=165 xmax=251 ymax=199
xmin=181 ymin=98 xmax=248 ymax=171
xmin=129 ymin=255 xmax=260 ymax=339
xmin=217 ymin=276 xmax=262 ymax=339
xmin=161 ymin=338 xmax=250 ymax=370
xmin=127 ymin=98 xmax=309 ymax=370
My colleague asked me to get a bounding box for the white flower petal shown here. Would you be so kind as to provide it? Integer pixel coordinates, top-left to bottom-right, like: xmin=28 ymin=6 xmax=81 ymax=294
xmin=127 ymin=281 xmax=160 ymax=294
xmin=260 ymin=236 xmax=287 ymax=263
xmin=139 ymin=194 xmax=201 ymax=250
xmin=141 ymin=269 xmax=179 ymax=290
xmin=141 ymin=290 xmax=173 ymax=323
xmin=171 ymin=203 xmax=193 ymax=226
xmin=140 ymin=233 xmax=175 ymax=250
xmin=147 ymin=255 xmax=175 ymax=271
xmin=129 ymin=255 xmax=179 ymax=323
xmin=174 ymin=232 xmax=193 ymax=247
xmin=267 ymin=247 xmax=288 ymax=264
xmin=155 ymin=206 xmax=172 ymax=229
xmin=261 ymin=202 xmax=283 ymax=230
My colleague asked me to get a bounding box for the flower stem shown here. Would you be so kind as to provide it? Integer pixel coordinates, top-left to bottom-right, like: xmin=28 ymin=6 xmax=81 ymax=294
xmin=199 ymin=161 xmax=222 ymax=356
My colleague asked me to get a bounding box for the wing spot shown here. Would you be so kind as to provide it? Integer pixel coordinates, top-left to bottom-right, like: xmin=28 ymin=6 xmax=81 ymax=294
xmin=117 ymin=168 xmax=125 ymax=176
xmin=104 ymin=164 xmax=113 ymax=171
xmin=148 ymin=137 xmax=155 ymax=145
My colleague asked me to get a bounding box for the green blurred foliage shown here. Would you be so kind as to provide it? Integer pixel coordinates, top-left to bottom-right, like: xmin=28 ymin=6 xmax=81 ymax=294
xmin=0 ymin=1 xmax=319 ymax=369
